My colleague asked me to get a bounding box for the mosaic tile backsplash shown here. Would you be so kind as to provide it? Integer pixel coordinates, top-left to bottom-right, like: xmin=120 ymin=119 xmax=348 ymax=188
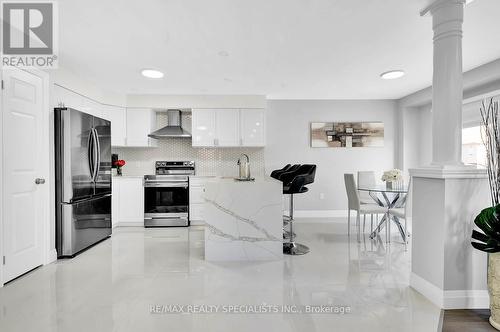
xmin=113 ymin=112 xmax=265 ymax=177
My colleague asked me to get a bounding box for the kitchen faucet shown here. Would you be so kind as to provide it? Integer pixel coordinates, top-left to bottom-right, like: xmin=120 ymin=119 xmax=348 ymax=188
xmin=237 ymin=154 xmax=251 ymax=180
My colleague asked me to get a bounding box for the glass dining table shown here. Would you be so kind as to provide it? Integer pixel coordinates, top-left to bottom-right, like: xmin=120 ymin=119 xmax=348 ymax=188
xmin=358 ymin=184 xmax=408 ymax=244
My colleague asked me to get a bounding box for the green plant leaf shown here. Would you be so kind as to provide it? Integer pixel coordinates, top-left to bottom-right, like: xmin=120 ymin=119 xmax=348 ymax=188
xmin=472 ymin=241 xmax=500 ymax=253
xmin=474 ymin=205 xmax=500 ymax=238
xmin=471 ymin=205 xmax=500 ymax=253
xmin=472 ymin=230 xmax=490 ymax=243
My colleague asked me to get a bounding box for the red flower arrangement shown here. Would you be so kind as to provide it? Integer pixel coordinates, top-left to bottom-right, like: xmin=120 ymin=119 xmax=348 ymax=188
xmin=114 ymin=159 xmax=126 ymax=176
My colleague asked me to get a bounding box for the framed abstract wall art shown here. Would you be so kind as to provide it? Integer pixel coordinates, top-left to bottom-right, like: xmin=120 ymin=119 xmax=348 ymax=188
xmin=310 ymin=122 xmax=384 ymax=148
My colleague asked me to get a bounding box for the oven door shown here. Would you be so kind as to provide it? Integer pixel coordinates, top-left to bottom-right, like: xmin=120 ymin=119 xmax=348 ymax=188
xmin=144 ymin=182 xmax=189 ymax=227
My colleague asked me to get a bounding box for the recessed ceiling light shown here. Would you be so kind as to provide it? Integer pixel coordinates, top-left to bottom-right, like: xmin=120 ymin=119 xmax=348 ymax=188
xmin=218 ymin=51 xmax=229 ymax=57
xmin=141 ymin=69 xmax=164 ymax=79
xmin=380 ymin=70 xmax=405 ymax=80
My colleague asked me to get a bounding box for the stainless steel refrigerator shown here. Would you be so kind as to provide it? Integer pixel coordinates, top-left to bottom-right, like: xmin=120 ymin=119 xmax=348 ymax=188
xmin=55 ymin=107 xmax=112 ymax=257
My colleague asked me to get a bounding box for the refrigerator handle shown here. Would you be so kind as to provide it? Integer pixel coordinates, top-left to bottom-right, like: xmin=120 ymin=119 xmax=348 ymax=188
xmin=91 ymin=128 xmax=99 ymax=182
xmin=94 ymin=128 xmax=101 ymax=181
xmin=87 ymin=130 xmax=94 ymax=181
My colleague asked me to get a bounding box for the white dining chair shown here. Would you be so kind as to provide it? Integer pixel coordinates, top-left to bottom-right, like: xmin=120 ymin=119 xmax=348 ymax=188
xmin=388 ymin=178 xmax=412 ymax=251
xmin=344 ymin=174 xmax=387 ymax=242
xmin=357 ymin=171 xmax=380 ymax=232
xmin=357 ymin=171 xmax=376 ymax=204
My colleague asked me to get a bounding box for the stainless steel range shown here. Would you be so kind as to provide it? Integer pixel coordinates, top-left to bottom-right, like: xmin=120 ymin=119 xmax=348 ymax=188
xmin=143 ymin=161 xmax=195 ymax=227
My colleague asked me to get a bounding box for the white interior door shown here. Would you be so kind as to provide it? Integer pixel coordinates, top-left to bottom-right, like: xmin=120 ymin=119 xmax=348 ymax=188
xmin=2 ymin=69 xmax=44 ymax=282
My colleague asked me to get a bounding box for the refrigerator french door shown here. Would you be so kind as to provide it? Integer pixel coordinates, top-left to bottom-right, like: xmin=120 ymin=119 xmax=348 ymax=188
xmin=55 ymin=107 xmax=112 ymax=257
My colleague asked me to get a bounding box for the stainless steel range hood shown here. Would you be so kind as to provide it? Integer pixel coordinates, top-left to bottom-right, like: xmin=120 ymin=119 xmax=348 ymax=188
xmin=148 ymin=109 xmax=191 ymax=139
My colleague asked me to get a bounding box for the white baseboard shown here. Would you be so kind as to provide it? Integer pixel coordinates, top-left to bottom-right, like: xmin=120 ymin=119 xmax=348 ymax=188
xmin=285 ymin=210 xmax=379 ymax=219
xmin=291 ymin=210 xmax=345 ymax=218
xmin=410 ymin=272 xmax=444 ymax=307
xmin=45 ymin=249 xmax=57 ymax=264
xmin=115 ymin=221 xmax=206 ymax=227
xmin=443 ymin=290 xmax=489 ymax=309
xmin=410 ymin=272 xmax=489 ymax=309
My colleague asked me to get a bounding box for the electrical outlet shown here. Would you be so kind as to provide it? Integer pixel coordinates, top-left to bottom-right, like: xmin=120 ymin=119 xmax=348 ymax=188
xmin=319 ymin=193 xmax=325 ymax=200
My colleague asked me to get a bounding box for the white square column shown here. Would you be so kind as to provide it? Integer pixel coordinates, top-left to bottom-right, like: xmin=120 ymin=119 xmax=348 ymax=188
xmin=410 ymin=0 xmax=492 ymax=309
xmin=410 ymin=168 xmax=489 ymax=308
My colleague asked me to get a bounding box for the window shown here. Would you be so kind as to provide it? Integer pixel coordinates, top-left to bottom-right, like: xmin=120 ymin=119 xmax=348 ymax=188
xmin=462 ymin=126 xmax=486 ymax=168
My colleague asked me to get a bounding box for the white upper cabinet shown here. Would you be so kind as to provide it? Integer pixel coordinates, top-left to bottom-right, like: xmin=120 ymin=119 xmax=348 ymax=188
xmin=81 ymin=97 xmax=102 ymax=118
xmin=102 ymin=105 xmax=127 ymax=147
xmin=126 ymin=108 xmax=158 ymax=147
xmin=53 ymin=84 xmax=158 ymax=147
xmin=53 ymin=85 xmax=104 ymax=117
xmin=215 ymin=109 xmax=240 ymax=146
xmin=240 ymin=109 xmax=265 ymax=147
xmin=191 ymin=108 xmax=265 ymax=147
xmin=192 ymin=109 xmax=216 ymax=147
xmin=53 ymin=85 xmax=83 ymax=109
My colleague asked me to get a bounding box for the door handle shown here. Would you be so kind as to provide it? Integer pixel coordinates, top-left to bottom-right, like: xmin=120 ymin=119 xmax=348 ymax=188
xmin=93 ymin=128 xmax=101 ymax=181
xmin=35 ymin=178 xmax=46 ymax=184
xmin=87 ymin=130 xmax=94 ymax=180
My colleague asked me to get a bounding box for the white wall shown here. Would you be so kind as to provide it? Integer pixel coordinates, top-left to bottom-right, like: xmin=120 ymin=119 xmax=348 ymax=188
xmin=265 ymin=99 xmax=397 ymax=211
xmin=401 ymin=105 xmax=432 ymax=172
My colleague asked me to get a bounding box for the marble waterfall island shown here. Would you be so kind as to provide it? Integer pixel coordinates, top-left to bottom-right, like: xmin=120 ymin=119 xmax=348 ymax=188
xmin=204 ymin=177 xmax=283 ymax=261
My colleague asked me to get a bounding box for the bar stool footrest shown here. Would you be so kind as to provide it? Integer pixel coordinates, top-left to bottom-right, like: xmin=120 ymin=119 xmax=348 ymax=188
xmin=283 ymin=242 xmax=310 ymax=255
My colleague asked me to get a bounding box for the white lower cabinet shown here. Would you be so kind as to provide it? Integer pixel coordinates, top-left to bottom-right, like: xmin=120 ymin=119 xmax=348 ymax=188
xmin=189 ymin=177 xmax=207 ymax=225
xmin=112 ymin=177 xmax=144 ymax=227
xmin=112 ymin=177 xmax=208 ymax=227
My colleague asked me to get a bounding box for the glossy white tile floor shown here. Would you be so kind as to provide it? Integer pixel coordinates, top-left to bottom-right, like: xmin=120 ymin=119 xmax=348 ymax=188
xmin=0 ymin=219 xmax=440 ymax=332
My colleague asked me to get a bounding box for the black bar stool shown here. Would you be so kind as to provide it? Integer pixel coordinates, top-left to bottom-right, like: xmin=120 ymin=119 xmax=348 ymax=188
xmin=271 ymin=164 xmax=300 ymax=240
xmin=277 ymin=164 xmax=300 ymax=182
xmin=270 ymin=164 xmax=291 ymax=179
xmin=281 ymin=164 xmax=317 ymax=255
xmin=277 ymin=164 xmax=301 ymax=227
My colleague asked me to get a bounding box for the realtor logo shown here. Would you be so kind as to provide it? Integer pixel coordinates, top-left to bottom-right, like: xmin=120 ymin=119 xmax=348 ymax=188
xmin=1 ymin=1 xmax=58 ymax=68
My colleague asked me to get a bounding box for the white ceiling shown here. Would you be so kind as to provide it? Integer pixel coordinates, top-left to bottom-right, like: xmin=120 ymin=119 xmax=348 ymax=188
xmin=58 ymin=0 xmax=500 ymax=100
